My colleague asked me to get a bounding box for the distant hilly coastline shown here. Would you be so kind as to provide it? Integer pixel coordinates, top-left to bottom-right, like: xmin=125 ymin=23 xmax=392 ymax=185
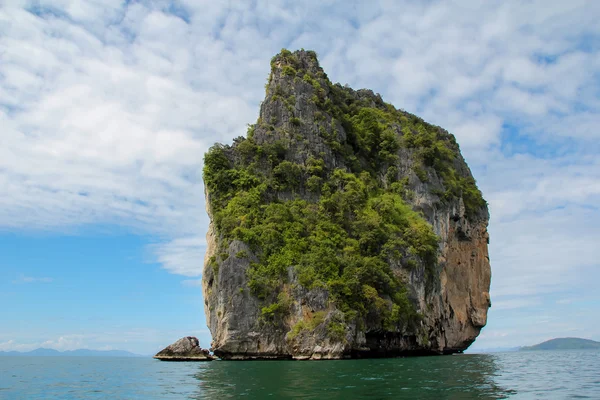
xmin=0 ymin=348 xmax=144 ymax=357
xmin=520 ymin=338 xmax=600 ymax=351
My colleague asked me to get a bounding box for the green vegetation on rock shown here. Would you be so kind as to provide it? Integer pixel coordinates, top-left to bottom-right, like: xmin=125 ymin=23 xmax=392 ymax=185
xmin=203 ymin=49 xmax=487 ymax=339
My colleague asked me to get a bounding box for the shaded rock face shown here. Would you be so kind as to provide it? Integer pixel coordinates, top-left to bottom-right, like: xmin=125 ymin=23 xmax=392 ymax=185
xmin=154 ymin=337 xmax=213 ymax=361
xmin=202 ymin=50 xmax=491 ymax=360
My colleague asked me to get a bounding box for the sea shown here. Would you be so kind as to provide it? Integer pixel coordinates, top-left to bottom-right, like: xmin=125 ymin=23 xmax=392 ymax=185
xmin=0 ymin=350 xmax=598 ymax=399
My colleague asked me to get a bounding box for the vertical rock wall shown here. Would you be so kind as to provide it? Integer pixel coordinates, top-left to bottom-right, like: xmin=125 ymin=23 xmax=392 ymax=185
xmin=202 ymin=50 xmax=491 ymax=359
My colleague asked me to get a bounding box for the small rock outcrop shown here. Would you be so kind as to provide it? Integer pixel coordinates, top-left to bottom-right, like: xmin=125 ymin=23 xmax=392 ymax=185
xmin=154 ymin=337 xmax=213 ymax=361
xmin=202 ymin=49 xmax=491 ymax=359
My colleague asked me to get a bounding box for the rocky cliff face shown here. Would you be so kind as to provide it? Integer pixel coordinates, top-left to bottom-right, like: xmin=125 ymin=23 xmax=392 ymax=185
xmin=202 ymin=49 xmax=491 ymax=360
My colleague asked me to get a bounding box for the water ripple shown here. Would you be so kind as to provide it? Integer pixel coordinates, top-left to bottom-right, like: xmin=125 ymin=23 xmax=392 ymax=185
xmin=0 ymin=350 xmax=598 ymax=398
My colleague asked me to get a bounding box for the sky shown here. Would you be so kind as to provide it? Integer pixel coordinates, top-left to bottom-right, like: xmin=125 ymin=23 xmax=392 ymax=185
xmin=0 ymin=0 xmax=599 ymax=355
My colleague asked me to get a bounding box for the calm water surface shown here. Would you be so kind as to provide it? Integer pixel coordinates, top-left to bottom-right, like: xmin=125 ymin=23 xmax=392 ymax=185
xmin=1 ymin=350 xmax=598 ymax=399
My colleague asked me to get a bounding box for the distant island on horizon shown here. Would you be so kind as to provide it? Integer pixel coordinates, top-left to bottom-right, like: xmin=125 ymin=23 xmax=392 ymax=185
xmin=520 ymin=337 xmax=600 ymax=351
xmin=0 ymin=348 xmax=144 ymax=357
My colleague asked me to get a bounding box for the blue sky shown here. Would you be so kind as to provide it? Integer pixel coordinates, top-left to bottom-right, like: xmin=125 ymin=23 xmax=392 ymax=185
xmin=1 ymin=0 xmax=599 ymax=354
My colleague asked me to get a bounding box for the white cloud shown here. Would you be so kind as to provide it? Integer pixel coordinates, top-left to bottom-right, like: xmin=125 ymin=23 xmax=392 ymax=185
xmin=40 ymin=334 xmax=85 ymax=351
xmin=0 ymin=328 xmax=213 ymax=354
xmin=150 ymin=236 xmax=206 ymax=277
xmin=492 ymin=298 xmax=542 ymax=311
xmin=0 ymin=335 xmax=85 ymax=352
xmin=12 ymin=275 xmax=54 ymax=284
xmin=1 ymin=0 xmax=599 ymax=350
xmin=0 ymin=340 xmax=33 ymax=352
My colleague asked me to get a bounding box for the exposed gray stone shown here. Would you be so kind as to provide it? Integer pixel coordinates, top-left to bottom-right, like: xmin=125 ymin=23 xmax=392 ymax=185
xmin=154 ymin=336 xmax=213 ymax=361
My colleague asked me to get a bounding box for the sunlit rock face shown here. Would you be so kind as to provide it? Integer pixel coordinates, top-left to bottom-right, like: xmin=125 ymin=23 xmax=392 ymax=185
xmin=202 ymin=50 xmax=491 ymax=360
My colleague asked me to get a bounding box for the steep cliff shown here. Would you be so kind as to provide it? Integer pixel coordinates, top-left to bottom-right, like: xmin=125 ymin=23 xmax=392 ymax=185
xmin=202 ymin=49 xmax=491 ymax=360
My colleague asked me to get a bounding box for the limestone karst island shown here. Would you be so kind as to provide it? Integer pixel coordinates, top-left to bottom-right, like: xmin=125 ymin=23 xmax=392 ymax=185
xmin=200 ymin=49 xmax=491 ymax=360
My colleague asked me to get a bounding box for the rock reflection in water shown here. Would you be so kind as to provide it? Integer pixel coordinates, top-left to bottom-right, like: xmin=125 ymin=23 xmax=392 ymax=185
xmin=190 ymin=354 xmax=515 ymax=399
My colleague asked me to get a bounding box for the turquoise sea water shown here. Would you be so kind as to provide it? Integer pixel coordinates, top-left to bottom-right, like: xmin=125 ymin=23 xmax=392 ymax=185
xmin=1 ymin=350 xmax=598 ymax=399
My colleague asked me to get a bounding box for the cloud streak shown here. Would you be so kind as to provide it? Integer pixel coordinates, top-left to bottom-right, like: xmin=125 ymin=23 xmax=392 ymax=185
xmin=12 ymin=275 xmax=54 ymax=284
